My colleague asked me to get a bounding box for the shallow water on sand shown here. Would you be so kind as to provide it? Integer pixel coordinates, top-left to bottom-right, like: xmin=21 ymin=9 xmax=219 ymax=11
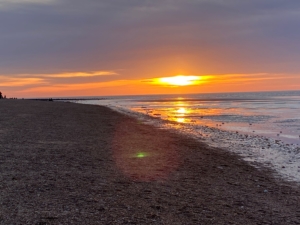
xmin=74 ymin=91 xmax=300 ymax=182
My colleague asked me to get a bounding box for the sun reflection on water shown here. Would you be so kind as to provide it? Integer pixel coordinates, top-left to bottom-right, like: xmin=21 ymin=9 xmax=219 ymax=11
xmin=176 ymin=118 xmax=186 ymax=123
xmin=171 ymin=104 xmax=192 ymax=123
xmin=177 ymin=107 xmax=186 ymax=114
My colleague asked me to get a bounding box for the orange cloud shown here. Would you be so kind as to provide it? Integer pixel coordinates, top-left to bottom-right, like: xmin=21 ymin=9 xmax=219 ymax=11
xmin=0 ymin=76 xmax=45 ymax=86
xmin=38 ymin=71 xmax=117 ymax=78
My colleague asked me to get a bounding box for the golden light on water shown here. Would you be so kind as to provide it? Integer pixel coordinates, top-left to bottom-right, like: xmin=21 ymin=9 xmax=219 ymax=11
xmin=174 ymin=107 xmax=189 ymax=123
xmin=155 ymin=75 xmax=202 ymax=86
xmin=176 ymin=118 xmax=186 ymax=123
xmin=177 ymin=107 xmax=187 ymax=114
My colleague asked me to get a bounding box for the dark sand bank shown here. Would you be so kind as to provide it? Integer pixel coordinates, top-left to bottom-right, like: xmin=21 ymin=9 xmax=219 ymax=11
xmin=0 ymin=100 xmax=299 ymax=224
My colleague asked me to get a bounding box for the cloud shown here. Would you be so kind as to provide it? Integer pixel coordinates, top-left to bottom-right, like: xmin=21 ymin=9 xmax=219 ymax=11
xmin=0 ymin=76 xmax=45 ymax=87
xmin=0 ymin=70 xmax=117 ymax=87
xmin=32 ymin=71 xmax=117 ymax=78
xmin=0 ymin=0 xmax=56 ymax=9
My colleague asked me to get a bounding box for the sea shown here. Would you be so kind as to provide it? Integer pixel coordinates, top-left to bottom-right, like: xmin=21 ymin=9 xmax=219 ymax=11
xmin=69 ymin=91 xmax=300 ymax=183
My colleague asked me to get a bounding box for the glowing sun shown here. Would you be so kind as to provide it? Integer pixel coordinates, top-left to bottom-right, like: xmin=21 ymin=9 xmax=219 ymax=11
xmin=156 ymin=75 xmax=202 ymax=86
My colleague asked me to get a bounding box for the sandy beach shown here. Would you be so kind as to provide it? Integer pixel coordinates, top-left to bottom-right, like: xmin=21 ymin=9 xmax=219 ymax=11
xmin=0 ymin=100 xmax=300 ymax=224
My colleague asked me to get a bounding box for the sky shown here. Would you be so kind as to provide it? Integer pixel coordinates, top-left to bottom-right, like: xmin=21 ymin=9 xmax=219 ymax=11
xmin=0 ymin=0 xmax=300 ymax=97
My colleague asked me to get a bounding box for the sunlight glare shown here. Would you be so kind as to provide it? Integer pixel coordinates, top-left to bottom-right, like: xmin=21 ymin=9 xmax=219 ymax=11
xmin=176 ymin=118 xmax=186 ymax=123
xmin=177 ymin=108 xmax=186 ymax=114
xmin=157 ymin=75 xmax=202 ymax=86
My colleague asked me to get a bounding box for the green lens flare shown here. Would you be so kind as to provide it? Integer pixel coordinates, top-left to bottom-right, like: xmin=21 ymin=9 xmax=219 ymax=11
xmin=136 ymin=152 xmax=147 ymax=158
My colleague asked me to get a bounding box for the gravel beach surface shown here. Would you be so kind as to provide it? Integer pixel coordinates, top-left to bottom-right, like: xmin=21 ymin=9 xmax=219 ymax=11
xmin=0 ymin=100 xmax=300 ymax=224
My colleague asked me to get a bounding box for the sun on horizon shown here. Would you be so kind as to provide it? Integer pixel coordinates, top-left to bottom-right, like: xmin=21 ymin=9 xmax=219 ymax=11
xmin=155 ymin=75 xmax=203 ymax=86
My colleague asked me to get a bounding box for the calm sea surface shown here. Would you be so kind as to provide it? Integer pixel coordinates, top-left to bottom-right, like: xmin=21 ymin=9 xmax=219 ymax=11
xmin=77 ymin=91 xmax=300 ymax=145
xmin=74 ymin=91 xmax=300 ymax=182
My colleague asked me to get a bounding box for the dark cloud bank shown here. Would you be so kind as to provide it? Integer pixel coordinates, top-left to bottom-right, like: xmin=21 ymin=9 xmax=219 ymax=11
xmin=1 ymin=0 xmax=300 ymax=78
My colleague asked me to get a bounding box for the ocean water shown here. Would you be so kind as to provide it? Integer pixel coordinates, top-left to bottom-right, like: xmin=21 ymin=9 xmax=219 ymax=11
xmin=74 ymin=91 xmax=300 ymax=182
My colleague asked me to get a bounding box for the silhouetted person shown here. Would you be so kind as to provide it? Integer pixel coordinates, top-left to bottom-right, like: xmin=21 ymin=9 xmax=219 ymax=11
xmin=0 ymin=92 xmax=3 ymax=99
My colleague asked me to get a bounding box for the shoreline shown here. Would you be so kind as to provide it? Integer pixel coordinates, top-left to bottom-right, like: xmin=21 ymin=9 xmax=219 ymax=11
xmin=80 ymin=102 xmax=300 ymax=184
xmin=1 ymin=100 xmax=300 ymax=224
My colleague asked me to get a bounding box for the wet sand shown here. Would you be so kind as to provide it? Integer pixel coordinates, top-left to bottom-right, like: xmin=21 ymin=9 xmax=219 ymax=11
xmin=0 ymin=100 xmax=299 ymax=224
